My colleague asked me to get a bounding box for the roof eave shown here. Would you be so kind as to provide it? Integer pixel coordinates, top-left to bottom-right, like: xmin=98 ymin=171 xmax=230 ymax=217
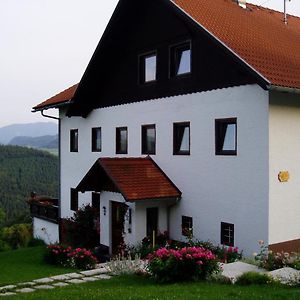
xmin=32 ymin=100 xmax=72 ymax=112
xmin=268 ymin=85 xmax=300 ymax=95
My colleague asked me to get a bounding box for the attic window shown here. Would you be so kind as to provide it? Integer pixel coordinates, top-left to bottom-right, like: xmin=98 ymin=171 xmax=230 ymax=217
xmin=170 ymin=42 xmax=191 ymax=77
xmin=139 ymin=52 xmax=157 ymax=83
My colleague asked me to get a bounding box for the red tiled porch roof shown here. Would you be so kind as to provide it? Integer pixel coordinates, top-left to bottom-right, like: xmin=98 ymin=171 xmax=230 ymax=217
xmin=76 ymin=157 xmax=181 ymax=202
xmin=33 ymin=83 xmax=78 ymax=111
xmin=173 ymin=0 xmax=300 ymax=89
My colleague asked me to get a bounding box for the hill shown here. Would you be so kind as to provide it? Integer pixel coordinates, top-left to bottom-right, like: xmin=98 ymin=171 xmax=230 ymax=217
xmin=0 ymin=145 xmax=58 ymax=226
xmin=0 ymin=122 xmax=57 ymax=145
xmin=9 ymin=135 xmax=58 ymax=149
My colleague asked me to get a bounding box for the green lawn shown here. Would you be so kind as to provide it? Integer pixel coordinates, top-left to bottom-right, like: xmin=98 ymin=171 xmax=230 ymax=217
xmin=4 ymin=275 xmax=300 ymax=300
xmin=0 ymin=246 xmax=74 ymax=286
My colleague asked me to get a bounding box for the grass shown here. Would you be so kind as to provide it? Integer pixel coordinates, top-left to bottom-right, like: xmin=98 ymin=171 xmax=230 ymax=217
xmin=0 ymin=246 xmax=74 ymax=286
xmin=3 ymin=275 xmax=300 ymax=300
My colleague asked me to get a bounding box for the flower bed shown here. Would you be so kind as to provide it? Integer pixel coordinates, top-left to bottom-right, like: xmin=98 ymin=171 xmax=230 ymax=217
xmin=147 ymin=246 xmax=219 ymax=282
xmin=45 ymin=244 xmax=97 ymax=270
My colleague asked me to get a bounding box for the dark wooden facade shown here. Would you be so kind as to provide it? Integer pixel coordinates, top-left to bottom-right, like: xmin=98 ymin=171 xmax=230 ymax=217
xmin=67 ymin=0 xmax=265 ymax=117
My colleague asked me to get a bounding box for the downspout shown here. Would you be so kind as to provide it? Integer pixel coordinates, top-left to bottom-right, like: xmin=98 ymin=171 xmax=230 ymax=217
xmin=40 ymin=109 xmax=62 ymax=241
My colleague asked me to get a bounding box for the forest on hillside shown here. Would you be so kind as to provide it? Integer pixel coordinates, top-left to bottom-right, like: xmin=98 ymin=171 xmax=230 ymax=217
xmin=0 ymin=145 xmax=58 ymax=226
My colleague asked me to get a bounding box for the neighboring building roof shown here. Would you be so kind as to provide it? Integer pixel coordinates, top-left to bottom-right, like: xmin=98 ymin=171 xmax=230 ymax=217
xmin=76 ymin=157 xmax=181 ymax=202
xmin=173 ymin=0 xmax=300 ymax=89
xmin=33 ymin=83 xmax=78 ymax=111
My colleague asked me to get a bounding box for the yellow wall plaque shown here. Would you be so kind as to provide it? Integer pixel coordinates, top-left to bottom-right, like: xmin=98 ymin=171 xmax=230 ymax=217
xmin=278 ymin=171 xmax=290 ymax=182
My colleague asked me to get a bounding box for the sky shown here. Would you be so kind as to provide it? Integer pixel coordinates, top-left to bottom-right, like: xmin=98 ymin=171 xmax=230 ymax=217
xmin=0 ymin=0 xmax=300 ymax=127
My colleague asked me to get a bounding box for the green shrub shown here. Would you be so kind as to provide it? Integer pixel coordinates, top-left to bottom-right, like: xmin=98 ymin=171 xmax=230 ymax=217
xmin=62 ymin=205 xmax=99 ymax=249
xmin=28 ymin=238 xmax=46 ymax=247
xmin=255 ymin=240 xmax=300 ymax=270
xmin=235 ymin=272 xmax=274 ymax=285
xmin=147 ymin=247 xmax=220 ymax=283
xmin=0 ymin=239 xmax=10 ymax=252
xmin=2 ymin=223 xmax=32 ymax=249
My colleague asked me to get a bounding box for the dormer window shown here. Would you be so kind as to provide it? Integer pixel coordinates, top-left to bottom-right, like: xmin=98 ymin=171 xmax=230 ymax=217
xmin=139 ymin=52 xmax=157 ymax=83
xmin=170 ymin=42 xmax=191 ymax=77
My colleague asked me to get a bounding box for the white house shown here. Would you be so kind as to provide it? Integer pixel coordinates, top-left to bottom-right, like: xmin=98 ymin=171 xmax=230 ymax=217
xmin=31 ymin=0 xmax=300 ymax=256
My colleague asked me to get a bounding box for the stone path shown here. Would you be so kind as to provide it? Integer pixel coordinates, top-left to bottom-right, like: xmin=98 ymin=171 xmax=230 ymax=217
xmin=0 ymin=264 xmax=111 ymax=297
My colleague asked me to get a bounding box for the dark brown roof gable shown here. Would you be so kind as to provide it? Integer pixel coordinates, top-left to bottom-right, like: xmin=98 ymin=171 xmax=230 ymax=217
xmin=172 ymin=0 xmax=300 ymax=89
xmin=33 ymin=83 xmax=78 ymax=111
xmin=76 ymin=157 xmax=182 ymax=202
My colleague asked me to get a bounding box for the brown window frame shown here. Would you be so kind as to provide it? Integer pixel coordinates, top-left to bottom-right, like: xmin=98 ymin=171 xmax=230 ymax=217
xmin=141 ymin=124 xmax=156 ymax=155
xmin=221 ymin=222 xmax=234 ymax=246
xmin=182 ymin=215 xmax=193 ymax=236
xmin=215 ymin=118 xmax=237 ymax=156
xmin=116 ymin=127 xmax=128 ymax=154
xmin=70 ymin=188 xmax=78 ymax=211
xmin=173 ymin=122 xmax=190 ymax=155
xmin=91 ymin=127 xmax=102 ymax=152
xmin=70 ymin=129 xmax=78 ymax=152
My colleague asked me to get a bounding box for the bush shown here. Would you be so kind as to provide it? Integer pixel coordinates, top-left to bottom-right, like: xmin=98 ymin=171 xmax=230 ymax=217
xmin=255 ymin=240 xmax=300 ymax=270
xmin=45 ymin=244 xmax=97 ymax=270
xmin=61 ymin=205 xmax=99 ymax=249
xmin=1 ymin=223 xmax=32 ymax=249
xmin=147 ymin=247 xmax=220 ymax=283
xmin=235 ymin=272 xmax=274 ymax=285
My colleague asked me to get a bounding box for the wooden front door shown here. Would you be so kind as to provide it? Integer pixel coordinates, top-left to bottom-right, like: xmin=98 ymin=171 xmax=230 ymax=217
xmin=111 ymin=201 xmax=127 ymax=254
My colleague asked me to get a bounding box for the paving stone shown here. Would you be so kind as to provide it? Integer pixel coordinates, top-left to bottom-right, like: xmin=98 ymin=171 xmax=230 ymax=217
xmin=0 ymin=285 xmax=16 ymax=291
xmin=64 ymin=273 xmax=84 ymax=279
xmin=34 ymin=285 xmax=54 ymax=290
xmin=17 ymin=288 xmax=36 ymax=293
xmin=81 ymin=277 xmax=99 ymax=282
xmin=17 ymin=282 xmax=36 ymax=287
xmin=0 ymin=292 xmax=17 ymax=296
xmin=94 ymin=274 xmax=111 ymax=280
xmin=50 ymin=274 xmax=70 ymax=281
xmin=52 ymin=282 xmax=69 ymax=287
xmin=80 ymin=269 xmax=108 ymax=276
xmin=66 ymin=279 xmax=85 ymax=284
xmin=33 ymin=277 xmax=54 ymax=284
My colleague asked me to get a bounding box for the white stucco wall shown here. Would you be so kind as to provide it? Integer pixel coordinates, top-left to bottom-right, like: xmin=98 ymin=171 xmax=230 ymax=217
xmin=59 ymin=84 xmax=269 ymax=255
xmin=269 ymin=91 xmax=300 ymax=245
xmin=33 ymin=218 xmax=59 ymax=245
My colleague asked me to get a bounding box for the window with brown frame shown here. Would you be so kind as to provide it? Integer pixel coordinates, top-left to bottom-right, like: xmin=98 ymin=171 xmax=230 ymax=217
xmin=182 ymin=216 xmax=193 ymax=236
xmin=116 ymin=127 xmax=128 ymax=154
xmin=70 ymin=188 xmax=78 ymax=211
xmin=142 ymin=124 xmax=156 ymax=155
xmin=173 ymin=122 xmax=190 ymax=155
xmin=170 ymin=41 xmax=191 ymax=77
xmin=70 ymin=129 xmax=78 ymax=152
xmin=215 ymin=118 xmax=237 ymax=155
xmin=221 ymin=222 xmax=234 ymax=246
xmin=139 ymin=52 xmax=157 ymax=84
xmin=92 ymin=127 xmax=101 ymax=152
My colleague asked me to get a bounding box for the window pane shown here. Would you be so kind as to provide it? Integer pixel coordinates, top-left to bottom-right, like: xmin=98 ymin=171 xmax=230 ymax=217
xmin=70 ymin=129 xmax=78 ymax=152
xmin=92 ymin=128 xmax=101 ymax=152
xmin=120 ymin=129 xmax=127 ymax=152
xmin=145 ymin=55 xmax=156 ymax=82
xmin=146 ymin=127 xmax=155 ymax=153
xmin=222 ymin=124 xmax=236 ymax=151
xmin=179 ymin=126 xmax=190 ymax=152
xmin=177 ymin=49 xmax=191 ymax=75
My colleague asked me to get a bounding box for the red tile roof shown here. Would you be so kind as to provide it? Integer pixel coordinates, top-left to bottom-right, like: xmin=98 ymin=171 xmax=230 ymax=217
xmin=173 ymin=0 xmax=300 ymax=89
xmin=77 ymin=157 xmax=181 ymax=202
xmin=33 ymin=83 xmax=78 ymax=110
